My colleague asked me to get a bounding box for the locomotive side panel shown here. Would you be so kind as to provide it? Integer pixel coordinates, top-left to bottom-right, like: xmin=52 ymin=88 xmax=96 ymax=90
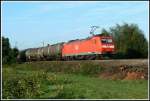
xmin=62 ymin=36 xmax=101 ymax=57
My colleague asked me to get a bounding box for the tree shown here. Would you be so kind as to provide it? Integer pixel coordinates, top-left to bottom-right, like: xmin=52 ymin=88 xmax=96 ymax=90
xmin=2 ymin=36 xmax=19 ymax=64
xmin=12 ymin=47 xmax=19 ymax=57
xmin=109 ymin=23 xmax=148 ymax=58
xmin=2 ymin=37 xmax=11 ymax=64
xmin=101 ymin=28 xmax=110 ymax=36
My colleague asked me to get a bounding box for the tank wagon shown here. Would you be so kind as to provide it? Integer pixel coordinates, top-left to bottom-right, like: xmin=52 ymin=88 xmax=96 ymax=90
xmin=25 ymin=43 xmax=64 ymax=61
xmin=19 ymin=34 xmax=115 ymax=61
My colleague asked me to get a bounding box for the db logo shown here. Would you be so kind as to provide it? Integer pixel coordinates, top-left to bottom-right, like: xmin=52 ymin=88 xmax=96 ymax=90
xmin=75 ymin=45 xmax=79 ymax=50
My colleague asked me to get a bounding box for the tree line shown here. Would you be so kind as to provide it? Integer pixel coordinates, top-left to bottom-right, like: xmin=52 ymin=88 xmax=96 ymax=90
xmin=2 ymin=23 xmax=148 ymax=64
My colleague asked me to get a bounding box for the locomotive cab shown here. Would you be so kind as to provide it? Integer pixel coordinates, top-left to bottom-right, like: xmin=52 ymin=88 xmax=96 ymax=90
xmin=100 ymin=36 xmax=115 ymax=54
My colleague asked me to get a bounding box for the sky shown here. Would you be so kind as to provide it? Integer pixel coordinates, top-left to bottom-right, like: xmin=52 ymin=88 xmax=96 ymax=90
xmin=2 ymin=1 xmax=149 ymax=50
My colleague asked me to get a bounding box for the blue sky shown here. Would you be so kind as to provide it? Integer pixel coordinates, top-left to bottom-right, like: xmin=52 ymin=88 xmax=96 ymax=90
xmin=2 ymin=1 xmax=149 ymax=50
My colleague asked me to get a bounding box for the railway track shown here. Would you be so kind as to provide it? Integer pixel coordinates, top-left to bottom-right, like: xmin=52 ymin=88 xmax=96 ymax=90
xmin=91 ymin=59 xmax=148 ymax=67
xmin=26 ymin=59 xmax=148 ymax=68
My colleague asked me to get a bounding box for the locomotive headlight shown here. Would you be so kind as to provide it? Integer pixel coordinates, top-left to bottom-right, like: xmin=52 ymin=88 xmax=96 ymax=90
xmin=102 ymin=45 xmax=114 ymax=48
xmin=102 ymin=45 xmax=107 ymax=48
xmin=109 ymin=45 xmax=114 ymax=48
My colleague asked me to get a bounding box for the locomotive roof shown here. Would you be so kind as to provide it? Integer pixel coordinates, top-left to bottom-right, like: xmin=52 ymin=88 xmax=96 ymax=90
xmin=67 ymin=34 xmax=112 ymax=43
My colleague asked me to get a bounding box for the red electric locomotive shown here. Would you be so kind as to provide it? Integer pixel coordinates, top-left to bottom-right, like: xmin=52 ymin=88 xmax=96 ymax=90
xmin=62 ymin=34 xmax=115 ymax=60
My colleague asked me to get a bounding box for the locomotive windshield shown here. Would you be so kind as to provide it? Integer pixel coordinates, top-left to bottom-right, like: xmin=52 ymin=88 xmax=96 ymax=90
xmin=101 ymin=39 xmax=112 ymax=43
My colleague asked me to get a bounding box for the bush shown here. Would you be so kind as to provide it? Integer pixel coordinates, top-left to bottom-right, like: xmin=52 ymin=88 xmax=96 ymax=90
xmin=113 ymin=52 xmax=126 ymax=59
xmin=2 ymin=72 xmax=46 ymax=99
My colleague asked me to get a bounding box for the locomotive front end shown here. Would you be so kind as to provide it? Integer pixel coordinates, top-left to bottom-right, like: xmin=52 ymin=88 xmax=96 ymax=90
xmin=100 ymin=36 xmax=115 ymax=55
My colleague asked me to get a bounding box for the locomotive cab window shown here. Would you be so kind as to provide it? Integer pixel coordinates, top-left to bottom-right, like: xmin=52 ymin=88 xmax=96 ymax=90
xmin=101 ymin=39 xmax=107 ymax=43
xmin=101 ymin=39 xmax=112 ymax=43
xmin=107 ymin=39 xmax=112 ymax=43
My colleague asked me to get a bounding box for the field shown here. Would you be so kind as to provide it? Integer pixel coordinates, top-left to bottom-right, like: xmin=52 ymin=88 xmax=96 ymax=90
xmin=2 ymin=59 xmax=148 ymax=99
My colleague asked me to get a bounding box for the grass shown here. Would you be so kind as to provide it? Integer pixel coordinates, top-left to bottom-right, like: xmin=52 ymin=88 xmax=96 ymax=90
xmin=2 ymin=62 xmax=148 ymax=99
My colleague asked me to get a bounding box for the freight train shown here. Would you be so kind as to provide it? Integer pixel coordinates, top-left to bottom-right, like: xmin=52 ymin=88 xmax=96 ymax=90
xmin=18 ymin=34 xmax=115 ymax=61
